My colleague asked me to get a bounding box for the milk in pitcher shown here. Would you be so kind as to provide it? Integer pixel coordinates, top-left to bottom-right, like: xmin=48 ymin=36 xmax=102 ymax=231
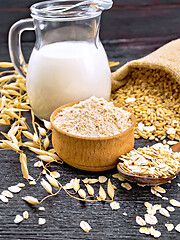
xmin=26 ymin=41 xmax=111 ymax=120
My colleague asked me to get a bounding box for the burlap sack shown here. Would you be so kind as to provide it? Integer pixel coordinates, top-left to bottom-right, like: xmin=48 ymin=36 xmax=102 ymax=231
xmin=111 ymin=39 xmax=180 ymax=92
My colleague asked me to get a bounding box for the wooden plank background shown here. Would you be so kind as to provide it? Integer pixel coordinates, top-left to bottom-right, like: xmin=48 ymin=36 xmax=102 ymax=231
xmin=0 ymin=0 xmax=180 ymax=43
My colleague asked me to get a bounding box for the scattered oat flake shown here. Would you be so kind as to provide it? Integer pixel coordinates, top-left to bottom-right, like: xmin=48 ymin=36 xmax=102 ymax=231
xmin=144 ymin=202 xmax=152 ymax=208
xmin=166 ymin=206 xmax=175 ymax=212
xmin=159 ymin=208 xmax=170 ymax=217
xmin=16 ymin=183 xmax=25 ymax=188
xmin=110 ymin=201 xmax=120 ymax=210
xmin=1 ymin=190 xmax=13 ymax=198
xmin=151 ymin=188 xmax=162 ymax=198
xmin=152 ymin=229 xmax=161 ymax=238
xmin=98 ymin=176 xmax=107 ymax=183
xmin=162 ymin=197 xmax=168 ymax=201
xmin=23 ymin=211 xmax=29 ymax=219
xmin=80 ymin=221 xmax=91 ymax=233
xmin=123 ymin=212 xmax=127 ymax=216
xmin=165 ymin=223 xmax=174 ymax=231
xmin=0 ymin=194 xmax=8 ymax=203
xmin=169 ymin=199 xmax=180 ymax=207
xmin=153 ymin=186 xmax=166 ymax=193
xmin=39 ymin=218 xmax=46 ymax=225
xmin=136 ymin=216 xmax=146 ymax=226
xmin=39 ymin=207 xmax=45 ymax=211
xmin=139 ymin=227 xmax=151 ymax=235
xmin=175 ymin=223 xmax=180 ymax=232
xmin=121 ymin=182 xmax=132 ymax=190
xmin=112 ymin=173 xmax=125 ymax=181
xmin=8 ymin=185 xmax=21 ymax=193
xmin=153 ymin=204 xmax=161 ymax=211
xmin=14 ymin=215 xmax=23 ymax=224
xmin=22 ymin=196 xmax=39 ymax=205
xmin=147 ymin=206 xmax=157 ymax=215
xmin=144 ymin=214 xmax=158 ymax=225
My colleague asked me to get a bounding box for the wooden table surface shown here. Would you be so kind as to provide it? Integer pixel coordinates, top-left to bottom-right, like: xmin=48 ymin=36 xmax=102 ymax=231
xmin=0 ymin=1 xmax=180 ymax=239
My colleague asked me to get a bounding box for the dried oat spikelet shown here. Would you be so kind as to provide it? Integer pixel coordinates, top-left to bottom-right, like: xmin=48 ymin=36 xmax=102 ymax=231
xmin=50 ymin=171 xmax=60 ymax=179
xmin=43 ymin=136 xmax=49 ymax=150
xmin=22 ymin=196 xmax=39 ymax=205
xmin=33 ymin=133 xmax=39 ymax=143
xmin=41 ymin=179 xmax=53 ymax=194
xmin=20 ymin=152 xmax=29 ymax=181
xmin=107 ymin=179 xmax=115 ymax=200
xmin=97 ymin=185 xmax=106 ymax=201
xmin=43 ymin=120 xmax=52 ymax=130
xmin=72 ymin=178 xmax=80 ymax=192
xmin=88 ymin=178 xmax=99 ymax=184
xmin=46 ymin=174 xmax=59 ymax=188
xmin=0 ymin=62 xmax=13 ymax=68
xmin=38 ymin=126 xmax=46 ymax=136
xmin=85 ymin=184 xmax=94 ymax=196
xmin=37 ymin=155 xmax=55 ymax=162
xmin=22 ymin=131 xmax=34 ymax=140
xmin=2 ymin=140 xmax=20 ymax=152
xmin=78 ymin=189 xmax=86 ymax=199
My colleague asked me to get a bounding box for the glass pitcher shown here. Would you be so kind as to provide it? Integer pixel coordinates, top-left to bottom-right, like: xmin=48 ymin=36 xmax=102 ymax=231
xmin=9 ymin=0 xmax=113 ymax=121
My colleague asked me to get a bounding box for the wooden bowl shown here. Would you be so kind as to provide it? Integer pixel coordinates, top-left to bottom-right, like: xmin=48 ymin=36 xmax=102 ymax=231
xmin=50 ymin=102 xmax=136 ymax=171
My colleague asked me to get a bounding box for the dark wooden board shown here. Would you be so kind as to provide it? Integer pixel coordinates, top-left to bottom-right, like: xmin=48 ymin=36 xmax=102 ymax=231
xmin=0 ymin=40 xmax=180 ymax=240
xmin=0 ymin=0 xmax=180 ymax=239
xmin=1 ymin=0 xmax=180 ymax=42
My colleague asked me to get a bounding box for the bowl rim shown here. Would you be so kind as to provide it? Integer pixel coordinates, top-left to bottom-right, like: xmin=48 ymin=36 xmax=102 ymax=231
xmin=50 ymin=101 xmax=136 ymax=140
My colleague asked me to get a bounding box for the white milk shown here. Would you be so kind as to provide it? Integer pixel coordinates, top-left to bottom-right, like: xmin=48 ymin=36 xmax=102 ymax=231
xmin=26 ymin=41 xmax=111 ymax=120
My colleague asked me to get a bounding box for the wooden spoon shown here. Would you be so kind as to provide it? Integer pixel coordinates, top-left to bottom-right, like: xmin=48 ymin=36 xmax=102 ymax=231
xmin=117 ymin=142 xmax=180 ymax=186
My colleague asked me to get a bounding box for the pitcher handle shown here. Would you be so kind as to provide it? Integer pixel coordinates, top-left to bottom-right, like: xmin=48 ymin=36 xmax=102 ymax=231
xmin=8 ymin=19 xmax=34 ymax=79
